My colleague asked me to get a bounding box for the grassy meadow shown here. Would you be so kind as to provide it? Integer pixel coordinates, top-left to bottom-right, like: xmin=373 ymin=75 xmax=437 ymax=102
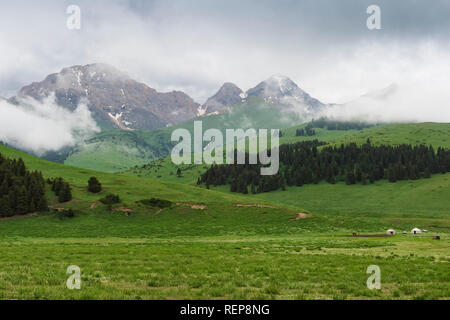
xmin=0 ymin=123 xmax=449 ymax=300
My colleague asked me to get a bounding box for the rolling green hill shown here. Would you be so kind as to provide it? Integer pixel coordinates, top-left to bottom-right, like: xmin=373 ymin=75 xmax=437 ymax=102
xmin=124 ymin=122 xmax=450 ymax=183
xmin=63 ymin=129 xmax=175 ymax=172
xmin=122 ymin=122 xmax=450 ymax=229
xmin=329 ymin=122 xmax=450 ymax=148
xmin=56 ymin=97 xmax=308 ymax=172
xmin=0 ymin=126 xmax=449 ymax=300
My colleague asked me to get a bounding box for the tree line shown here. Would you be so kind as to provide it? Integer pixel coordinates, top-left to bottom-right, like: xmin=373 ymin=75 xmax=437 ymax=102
xmin=296 ymin=126 xmax=316 ymax=137
xmin=309 ymin=118 xmax=374 ymax=131
xmin=198 ymin=140 xmax=450 ymax=194
xmin=0 ymin=154 xmax=48 ymax=217
xmin=295 ymin=118 xmax=374 ymax=137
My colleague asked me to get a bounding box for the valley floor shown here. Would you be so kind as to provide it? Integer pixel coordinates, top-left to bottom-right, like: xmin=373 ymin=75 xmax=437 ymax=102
xmin=0 ymin=234 xmax=448 ymax=299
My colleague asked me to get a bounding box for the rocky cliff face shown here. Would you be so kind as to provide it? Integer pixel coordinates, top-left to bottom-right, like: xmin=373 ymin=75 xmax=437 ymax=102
xmin=15 ymin=63 xmax=200 ymax=130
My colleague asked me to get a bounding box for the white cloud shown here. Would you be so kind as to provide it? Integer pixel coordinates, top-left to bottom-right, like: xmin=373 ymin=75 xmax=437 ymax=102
xmin=0 ymin=0 xmax=449 ymax=123
xmin=0 ymin=95 xmax=100 ymax=154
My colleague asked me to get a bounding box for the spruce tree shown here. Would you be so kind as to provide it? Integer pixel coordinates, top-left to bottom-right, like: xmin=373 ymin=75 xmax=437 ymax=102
xmin=346 ymin=171 xmax=356 ymax=185
xmin=88 ymin=177 xmax=102 ymax=193
xmin=58 ymin=183 xmax=72 ymax=203
xmin=0 ymin=196 xmax=13 ymax=217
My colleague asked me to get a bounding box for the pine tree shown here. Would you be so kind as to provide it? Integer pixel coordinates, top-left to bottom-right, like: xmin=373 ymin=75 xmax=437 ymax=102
xmin=88 ymin=177 xmax=102 ymax=193
xmin=355 ymin=167 xmax=362 ymax=182
xmin=58 ymin=183 xmax=72 ymax=203
xmin=17 ymin=158 xmax=26 ymax=176
xmin=15 ymin=186 xmax=28 ymax=215
xmin=388 ymin=167 xmax=397 ymax=182
xmin=346 ymin=171 xmax=356 ymax=185
xmin=0 ymin=179 xmax=8 ymax=196
xmin=0 ymin=196 xmax=13 ymax=217
xmin=361 ymin=173 xmax=367 ymax=185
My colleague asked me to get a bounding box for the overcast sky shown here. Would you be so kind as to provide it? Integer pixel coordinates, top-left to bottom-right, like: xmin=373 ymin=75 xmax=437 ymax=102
xmin=1 ymin=0 xmax=450 ymax=104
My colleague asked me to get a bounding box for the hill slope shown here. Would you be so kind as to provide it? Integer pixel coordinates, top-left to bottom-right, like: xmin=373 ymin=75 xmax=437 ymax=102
xmin=55 ymin=96 xmax=308 ymax=172
xmin=125 ymin=122 xmax=450 ymax=182
xmin=0 ymin=143 xmax=448 ymax=300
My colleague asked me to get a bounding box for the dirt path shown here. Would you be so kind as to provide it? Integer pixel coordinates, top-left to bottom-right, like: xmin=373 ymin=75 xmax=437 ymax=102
xmin=113 ymin=207 xmax=134 ymax=216
xmin=235 ymin=204 xmax=275 ymax=208
xmin=289 ymin=212 xmax=311 ymax=221
xmin=176 ymin=203 xmax=207 ymax=210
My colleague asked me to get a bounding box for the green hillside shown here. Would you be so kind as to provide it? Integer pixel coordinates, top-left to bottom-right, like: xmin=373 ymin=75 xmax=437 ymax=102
xmin=0 ymin=144 xmax=268 ymax=209
xmin=63 ymin=129 xmax=174 ymax=172
xmin=330 ymin=122 xmax=450 ymax=148
xmin=0 ymin=130 xmax=449 ymax=300
xmin=59 ymin=97 xmax=308 ymax=172
xmin=278 ymin=122 xmax=450 ymax=148
xmin=124 ymin=122 xmax=450 ymax=184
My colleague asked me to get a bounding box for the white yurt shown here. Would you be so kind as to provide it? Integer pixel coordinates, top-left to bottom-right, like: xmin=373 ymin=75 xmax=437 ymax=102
xmin=386 ymin=229 xmax=396 ymax=235
xmin=411 ymin=228 xmax=422 ymax=234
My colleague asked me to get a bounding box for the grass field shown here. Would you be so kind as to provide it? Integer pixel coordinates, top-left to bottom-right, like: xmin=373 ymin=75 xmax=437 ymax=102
xmin=0 ymin=123 xmax=449 ymax=300
xmin=1 ymin=236 xmax=448 ymax=300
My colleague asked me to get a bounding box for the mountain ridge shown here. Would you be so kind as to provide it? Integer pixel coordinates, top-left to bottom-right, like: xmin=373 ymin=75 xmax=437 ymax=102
xmin=13 ymin=63 xmax=200 ymax=130
xmin=200 ymin=74 xmax=327 ymax=117
xmin=11 ymin=64 xmax=330 ymax=131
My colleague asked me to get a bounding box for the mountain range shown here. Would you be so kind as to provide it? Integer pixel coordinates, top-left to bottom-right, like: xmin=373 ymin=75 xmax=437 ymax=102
xmin=2 ymin=63 xmax=335 ymax=170
xmin=8 ymin=63 xmax=327 ymax=130
xmin=11 ymin=64 xmax=199 ymax=130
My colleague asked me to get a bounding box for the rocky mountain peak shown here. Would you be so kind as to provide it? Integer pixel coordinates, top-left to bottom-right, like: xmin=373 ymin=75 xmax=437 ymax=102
xmin=246 ymin=75 xmax=325 ymax=113
xmin=200 ymin=82 xmax=243 ymax=115
xmin=15 ymin=64 xmax=199 ymax=130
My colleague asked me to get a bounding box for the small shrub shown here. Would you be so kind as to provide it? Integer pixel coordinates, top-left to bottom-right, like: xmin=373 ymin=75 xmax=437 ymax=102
xmin=99 ymin=194 xmax=120 ymax=205
xmin=88 ymin=177 xmax=102 ymax=193
xmin=139 ymin=198 xmax=172 ymax=208
xmin=54 ymin=208 xmax=75 ymax=220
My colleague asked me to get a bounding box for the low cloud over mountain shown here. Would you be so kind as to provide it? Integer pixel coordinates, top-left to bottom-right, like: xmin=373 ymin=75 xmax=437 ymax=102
xmin=321 ymin=82 xmax=450 ymax=123
xmin=0 ymin=94 xmax=99 ymax=154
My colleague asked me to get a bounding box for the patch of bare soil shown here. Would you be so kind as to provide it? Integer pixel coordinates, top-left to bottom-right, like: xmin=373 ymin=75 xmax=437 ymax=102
xmin=191 ymin=205 xmax=206 ymax=210
xmin=89 ymin=202 xmax=97 ymax=209
xmin=235 ymin=204 xmax=275 ymax=208
xmin=113 ymin=207 xmax=134 ymax=216
xmin=289 ymin=212 xmax=311 ymax=221
xmin=0 ymin=212 xmax=38 ymax=221
xmin=176 ymin=203 xmax=207 ymax=210
xmin=49 ymin=206 xmax=67 ymax=211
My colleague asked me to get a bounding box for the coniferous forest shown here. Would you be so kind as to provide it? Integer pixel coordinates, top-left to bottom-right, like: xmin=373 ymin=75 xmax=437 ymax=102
xmin=198 ymin=140 xmax=450 ymax=194
xmin=0 ymin=153 xmax=48 ymax=217
xmin=296 ymin=118 xmax=374 ymax=137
